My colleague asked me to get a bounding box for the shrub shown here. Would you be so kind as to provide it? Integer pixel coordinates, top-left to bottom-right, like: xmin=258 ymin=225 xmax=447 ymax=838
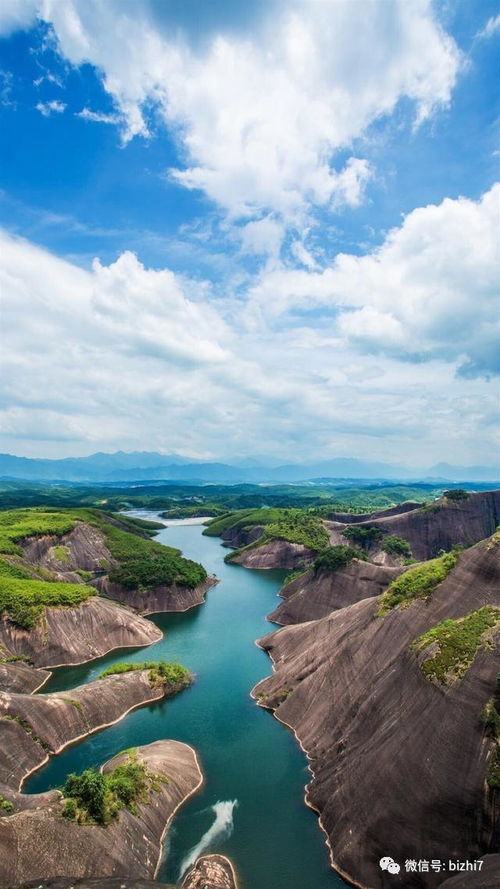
xmin=484 ymin=677 xmax=500 ymax=790
xmin=381 ymin=535 xmax=412 ymax=557
xmin=63 ymin=768 xmax=107 ymax=823
xmin=342 ymin=525 xmax=384 ymax=549
xmin=411 ymin=607 xmax=500 ymax=685
xmin=0 ymin=795 xmax=13 ymax=814
xmin=0 ymin=577 xmax=95 ymax=629
xmin=108 ymin=552 xmax=206 ymax=590
xmin=378 ymin=552 xmax=456 ymax=614
xmin=444 ymin=489 xmax=470 ymax=501
xmin=99 ymin=660 xmax=190 ymax=688
xmin=204 ymin=508 xmax=329 ymax=551
xmin=313 ymin=545 xmax=366 ymax=573
xmin=62 ymin=756 xmax=163 ymax=825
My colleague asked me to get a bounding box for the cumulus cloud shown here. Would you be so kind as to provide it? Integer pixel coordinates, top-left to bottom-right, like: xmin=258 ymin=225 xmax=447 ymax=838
xmin=4 ymin=0 xmax=461 ymax=223
xmin=0 ymin=204 xmax=498 ymax=463
xmin=246 ymin=184 xmax=500 ymax=376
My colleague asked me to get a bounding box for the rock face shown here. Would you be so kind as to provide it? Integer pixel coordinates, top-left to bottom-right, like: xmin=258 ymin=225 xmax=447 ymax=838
xmin=269 ymin=560 xmax=403 ymax=625
xmin=327 ymin=502 xmax=422 ymax=523
xmin=22 ymin=522 xmax=117 ymax=582
xmin=229 ymin=538 xmax=314 ymax=570
xmin=220 ymin=525 xmax=264 ymax=549
xmin=182 ymin=855 xmax=238 ymax=889
xmin=326 ymin=490 xmax=500 ymax=562
xmin=0 ymin=597 xmax=162 ymax=668
xmin=0 ymin=660 xmax=50 ymax=693
xmin=0 ymin=670 xmax=186 ymax=795
xmin=95 ymin=576 xmax=218 ymax=615
xmin=253 ymin=535 xmax=500 ymax=889
xmin=15 ymin=853 xmax=239 ymax=889
xmin=0 ymin=741 xmax=203 ymax=888
xmin=438 ymin=855 xmax=500 ymax=887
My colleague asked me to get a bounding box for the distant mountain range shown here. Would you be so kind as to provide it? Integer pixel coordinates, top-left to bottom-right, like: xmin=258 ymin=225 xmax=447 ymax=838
xmin=0 ymin=452 xmax=498 ymax=484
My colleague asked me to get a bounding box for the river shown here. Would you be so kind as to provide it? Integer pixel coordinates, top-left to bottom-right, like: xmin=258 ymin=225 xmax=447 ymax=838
xmin=26 ymin=513 xmax=347 ymax=889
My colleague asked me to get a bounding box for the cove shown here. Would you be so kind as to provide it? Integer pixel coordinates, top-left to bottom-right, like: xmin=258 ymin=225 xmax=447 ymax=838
xmin=26 ymin=513 xmax=347 ymax=889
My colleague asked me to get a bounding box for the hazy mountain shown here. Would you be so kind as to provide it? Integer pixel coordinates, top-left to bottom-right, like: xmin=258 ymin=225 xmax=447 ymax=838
xmin=0 ymin=452 xmax=498 ymax=484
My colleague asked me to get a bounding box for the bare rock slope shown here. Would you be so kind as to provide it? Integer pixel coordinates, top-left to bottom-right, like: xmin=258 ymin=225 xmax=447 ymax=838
xmin=326 ymin=490 xmax=500 ymax=561
xmin=0 ymin=597 xmax=161 ymax=668
xmin=228 ymin=538 xmax=315 ymax=570
xmin=96 ymin=576 xmax=217 ymax=615
xmin=0 ymin=669 xmax=188 ymax=797
xmin=269 ymin=560 xmax=403 ymax=625
xmin=14 ymin=853 xmax=239 ymax=889
xmin=253 ymin=534 xmax=500 ymax=889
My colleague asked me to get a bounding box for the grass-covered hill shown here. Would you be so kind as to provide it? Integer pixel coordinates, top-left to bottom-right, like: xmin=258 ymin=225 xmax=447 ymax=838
xmin=0 ymin=508 xmax=206 ymax=629
xmin=204 ymin=507 xmax=330 ymax=554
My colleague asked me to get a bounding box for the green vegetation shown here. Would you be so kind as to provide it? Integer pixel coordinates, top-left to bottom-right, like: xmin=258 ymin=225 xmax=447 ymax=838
xmin=75 ymin=569 xmax=93 ymax=581
xmin=0 ymin=557 xmax=33 ymax=579
xmin=108 ymin=550 xmax=206 ymax=590
xmin=206 ymin=507 xmax=329 ymax=553
xmin=484 ymin=677 xmax=500 ymax=789
xmin=0 ymin=509 xmax=77 ymax=555
xmin=52 ymin=545 xmax=70 ymax=563
xmin=313 ymin=544 xmax=367 ymax=573
xmin=264 ymin=511 xmax=329 ymax=550
xmin=342 ymin=525 xmax=384 ymax=549
xmin=0 ymin=653 xmax=29 ymax=663
xmin=444 ymin=489 xmax=470 ymax=501
xmin=0 ymin=795 xmax=13 ymax=814
xmin=378 ymin=552 xmax=456 ymax=614
xmin=282 ymin=568 xmax=307 ymax=586
xmin=98 ymin=660 xmax=190 ymax=688
xmin=107 ymin=513 xmax=164 ymax=534
xmin=1 ymin=478 xmax=463 ymax=514
xmin=0 ymin=576 xmax=95 ymax=629
xmin=381 ymin=535 xmax=412 ymax=557
xmin=160 ymin=505 xmax=225 ymax=519
xmin=418 ymin=502 xmax=444 ymax=514
xmin=0 ymin=507 xmax=207 ymax=623
xmin=411 ymin=607 xmax=500 ymax=685
xmin=62 ymin=752 xmax=166 ymax=825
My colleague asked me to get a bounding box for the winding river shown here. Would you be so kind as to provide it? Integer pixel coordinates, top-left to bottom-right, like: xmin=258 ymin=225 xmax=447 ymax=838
xmin=27 ymin=513 xmax=346 ymax=889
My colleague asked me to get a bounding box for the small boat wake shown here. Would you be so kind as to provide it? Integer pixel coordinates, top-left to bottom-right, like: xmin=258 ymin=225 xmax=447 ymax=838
xmin=179 ymin=799 xmax=238 ymax=879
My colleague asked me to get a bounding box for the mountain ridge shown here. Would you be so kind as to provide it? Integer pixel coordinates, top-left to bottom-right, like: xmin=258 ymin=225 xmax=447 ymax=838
xmin=0 ymin=452 xmax=498 ymax=484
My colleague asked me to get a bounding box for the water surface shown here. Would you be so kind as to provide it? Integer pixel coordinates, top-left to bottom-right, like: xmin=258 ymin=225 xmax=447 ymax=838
xmin=27 ymin=514 xmax=346 ymax=889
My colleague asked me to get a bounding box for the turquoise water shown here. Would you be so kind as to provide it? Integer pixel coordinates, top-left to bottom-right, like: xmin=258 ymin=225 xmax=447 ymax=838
xmin=26 ymin=514 xmax=346 ymax=889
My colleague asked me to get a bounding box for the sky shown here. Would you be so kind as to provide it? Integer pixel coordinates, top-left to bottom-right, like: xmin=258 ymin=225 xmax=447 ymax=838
xmin=0 ymin=0 xmax=499 ymax=468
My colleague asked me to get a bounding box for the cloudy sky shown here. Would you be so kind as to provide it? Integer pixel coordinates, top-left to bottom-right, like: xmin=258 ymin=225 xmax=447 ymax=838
xmin=0 ymin=0 xmax=499 ymax=466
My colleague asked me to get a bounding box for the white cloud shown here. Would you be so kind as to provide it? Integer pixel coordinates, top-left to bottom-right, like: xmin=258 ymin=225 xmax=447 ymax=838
xmin=245 ymin=184 xmax=500 ymax=376
xmin=0 ymin=207 xmax=498 ymax=464
xmin=35 ymin=98 xmax=66 ymax=116
xmin=10 ymin=0 xmax=461 ymax=223
xmin=76 ymin=107 xmax=120 ymax=125
xmin=0 ymin=0 xmax=38 ymax=36
xmin=477 ymin=14 xmax=500 ymax=40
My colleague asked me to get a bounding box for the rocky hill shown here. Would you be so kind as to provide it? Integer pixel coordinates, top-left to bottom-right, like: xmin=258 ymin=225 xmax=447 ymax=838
xmin=325 ymin=489 xmax=500 ymax=562
xmin=0 ymin=666 xmax=191 ymax=798
xmin=0 ymin=508 xmax=214 ymax=668
xmin=269 ymin=559 xmax=403 ymax=624
xmin=253 ymin=531 xmax=500 ymax=889
xmin=210 ymin=491 xmax=500 ymax=572
xmin=0 ymin=741 xmax=203 ymax=888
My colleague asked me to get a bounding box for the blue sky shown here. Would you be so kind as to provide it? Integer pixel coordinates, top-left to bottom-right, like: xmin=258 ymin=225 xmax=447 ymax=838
xmin=0 ymin=0 xmax=499 ymax=467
